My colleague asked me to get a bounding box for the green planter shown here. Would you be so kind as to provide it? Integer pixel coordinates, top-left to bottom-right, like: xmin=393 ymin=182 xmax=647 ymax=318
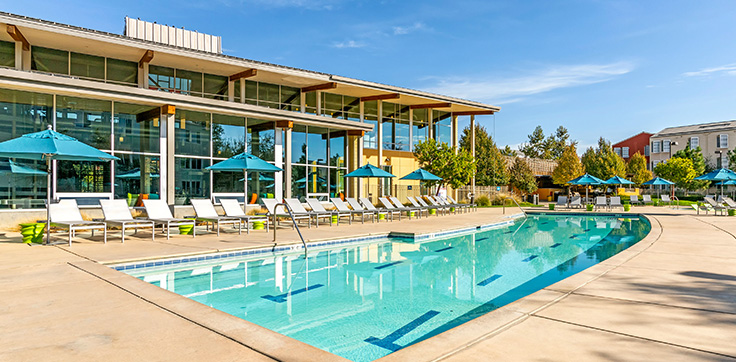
xmin=548 ymin=204 xmax=555 ymax=210
xmin=624 ymin=204 xmax=631 ymax=212
xmin=378 ymin=213 xmax=386 ymax=220
xmin=729 ymin=209 xmax=736 ymax=217
xmin=252 ymin=221 xmax=265 ymax=230
xmin=586 ymin=204 xmax=594 ymax=212
xmin=450 ymin=207 xmax=456 ymax=213
xmin=408 ymin=211 xmax=415 ymax=217
xmin=429 ymin=209 xmax=437 ymax=215
xmin=331 ymin=215 xmax=338 ymax=224
xmin=19 ymin=222 xmax=45 ymax=244
xmin=179 ymin=218 xmax=196 ymax=235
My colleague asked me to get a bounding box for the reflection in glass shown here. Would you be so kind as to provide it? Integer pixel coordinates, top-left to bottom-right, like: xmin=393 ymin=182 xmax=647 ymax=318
xmin=213 ymin=171 xmax=241 ymax=193
xmin=106 ymin=58 xmax=138 ymax=86
xmin=31 ymin=46 xmax=68 ymax=74
xmin=291 ymin=125 xmax=307 ymax=164
xmin=70 ymin=52 xmax=105 ymax=80
xmin=114 ymin=102 xmax=160 ymax=153
xmin=363 ymin=116 xmax=378 ymax=149
xmin=330 ymin=168 xmax=346 ymax=198
xmin=247 ymin=172 xmax=275 ymax=200
xmin=175 ymin=157 xmax=209 ymax=204
xmin=115 ymin=154 xmax=160 ymax=200
xmin=247 ymin=119 xmax=274 ymax=161
xmin=0 ymin=88 xmax=52 ymax=142
xmin=0 ymin=41 xmax=14 ymax=68
xmin=57 ymin=160 xmax=111 ymax=192
xmin=204 ymin=73 xmax=228 ymax=100
xmin=213 ymin=114 xmax=245 ymax=158
xmin=0 ymin=160 xmax=47 ymax=209
xmin=175 ymin=109 xmax=210 ymax=157
xmin=307 ymin=128 xmax=327 ymax=165
xmin=292 ymin=166 xmax=306 ymax=200
xmin=330 ymin=131 xmax=346 ymax=167
xmin=56 ymin=96 xmax=112 ymax=150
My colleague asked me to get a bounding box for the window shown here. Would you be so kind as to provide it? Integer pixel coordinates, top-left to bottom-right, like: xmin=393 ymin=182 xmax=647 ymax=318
xmin=652 ymin=141 xmax=660 ymax=153
xmin=690 ymin=137 xmax=699 ymax=149
xmin=31 ymin=46 xmax=69 ymax=74
xmin=644 ymin=145 xmax=650 ymax=156
xmin=174 ymin=109 xmax=210 ymax=157
xmin=70 ymin=52 xmax=105 ymax=81
xmin=717 ymin=134 xmax=728 ymax=148
xmin=114 ymin=102 xmax=160 ymax=153
xmin=56 ymin=96 xmax=112 ymax=150
xmin=0 ymin=41 xmax=15 ymax=68
xmin=212 ymin=114 xmax=245 ymax=158
xmin=203 ymin=73 xmax=228 ymax=100
xmin=613 ymin=147 xmax=621 ymax=156
xmin=106 ymin=58 xmax=138 ymax=86
xmin=433 ymin=110 xmax=452 ymax=144
xmin=662 ymin=140 xmax=671 ymax=153
xmin=412 ymin=108 xmax=429 ymax=150
xmin=363 ymin=101 xmax=378 ymax=149
xmin=622 ymin=147 xmax=629 ymax=158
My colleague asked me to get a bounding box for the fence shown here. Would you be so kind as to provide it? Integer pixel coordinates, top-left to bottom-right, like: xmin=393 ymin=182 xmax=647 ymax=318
xmin=456 ymin=185 xmax=512 ymax=202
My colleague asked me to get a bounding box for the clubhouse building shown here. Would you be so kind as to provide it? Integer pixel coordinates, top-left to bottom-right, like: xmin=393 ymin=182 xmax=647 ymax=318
xmin=0 ymin=12 xmax=499 ymax=210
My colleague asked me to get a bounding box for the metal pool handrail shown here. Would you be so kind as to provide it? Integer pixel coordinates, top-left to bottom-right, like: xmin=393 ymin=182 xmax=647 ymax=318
xmin=273 ymin=202 xmax=308 ymax=257
xmin=502 ymin=197 xmax=527 ymax=218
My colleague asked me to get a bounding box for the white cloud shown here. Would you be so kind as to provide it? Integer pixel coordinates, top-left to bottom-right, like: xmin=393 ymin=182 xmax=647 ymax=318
xmin=392 ymin=22 xmax=425 ymax=35
xmin=683 ymin=63 xmax=736 ymax=77
xmin=332 ymin=40 xmax=365 ymax=49
xmin=421 ymin=62 xmax=635 ymax=104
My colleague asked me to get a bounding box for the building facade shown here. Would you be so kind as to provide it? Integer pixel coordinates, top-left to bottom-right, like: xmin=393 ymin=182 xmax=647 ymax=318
xmin=649 ymin=120 xmax=736 ymax=170
xmin=612 ymin=132 xmax=651 ymax=167
xmin=0 ymin=13 xmax=499 ymax=209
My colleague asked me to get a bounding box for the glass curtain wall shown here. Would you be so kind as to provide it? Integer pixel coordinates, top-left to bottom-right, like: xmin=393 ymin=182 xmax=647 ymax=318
xmin=291 ymin=125 xmax=346 ymax=201
xmin=30 ymin=45 xmax=138 ymax=87
xmin=382 ymin=102 xmax=410 ymax=151
xmin=363 ymin=101 xmax=378 ymax=149
xmin=321 ymin=92 xmax=360 ymax=121
xmin=246 ymin=118 xmax=277 ymax=200
xmin=174 ymin=109 xmax=210 ymax=204
xmin=0 ymin=41 xmax=15 ymax=68
xmin=113 ymin=102 xmax=161 ymax=203
xmin=241 ymin=80 xmax=300 ymax=111
xmin=212 ymin=114 xmax=246 ymax=194
xmin=412 ymin=108 xmax=429 ymax=150
xmin=433 ymin=110 xmax=452 ymax=145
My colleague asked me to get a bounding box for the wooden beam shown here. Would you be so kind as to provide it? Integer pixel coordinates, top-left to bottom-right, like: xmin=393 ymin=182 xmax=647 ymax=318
xmin=6 ymin=25 xmax=29 ymax=51
xmin=360 ymin=93 xmax=400 ymax=102
xmin=275 ymin=120 xmax=293 ymax=129
xmin=161 ymin=104 xmax=176 ymax=115
xmin=409 ymin=102 xmax=451 ymax=110
xmin=347 ymin=130 xmax=365 ymax=137
xmin=301 ymin=82 xmax=337 ymax=93
xmin=229 ymin=69 xmax=257 ymax=81
xmin=452 ymin=110 xmax=496 ymax=116
xmin=138 ymin=50 xmax=154 ymax=68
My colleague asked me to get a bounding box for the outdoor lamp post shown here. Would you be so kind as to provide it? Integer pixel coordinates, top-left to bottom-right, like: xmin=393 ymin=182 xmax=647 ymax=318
xmin=715 ymin=150 xmax=724 ymax=168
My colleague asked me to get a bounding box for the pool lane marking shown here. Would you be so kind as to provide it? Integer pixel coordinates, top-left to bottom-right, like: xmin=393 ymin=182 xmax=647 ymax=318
xmin=434 ymin=246 xmax=454 ymax=252
xmin=477 ymin=274 xmax=502 ymax=286
xmin=550 ymin=243 xmax=562 ymax=248
xmin=522 ymin=255 xmax=538 ymax=262
xmin=375 ymin=260 xmax=403 ymax=269
xmin=261 ymin=283 xmax=324 ymax=303
xmin=365 ymin=310 xmax=441 ymax=351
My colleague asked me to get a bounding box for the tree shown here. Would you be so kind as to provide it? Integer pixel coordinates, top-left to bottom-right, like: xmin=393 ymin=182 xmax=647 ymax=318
xmin=653 ymin=157 xmax=697 ymax=190
xmin=500 ymin=145 xmax=518 ymax=157
xmin=627 ymin=152 xmax=652 ymax=186
xmin=552 ymin=144 xmax=585 ymax=190
xmin=728 ymin=148 xmax=736 ymax=170
xmin=580 ymin=138 xmax=626 ymax=181
xmin=671 ymin=142 xmax=708 ymax=191
xmin=518 ymin=126 xmax=548 ymax=159
xmin=545 ymin=126 xmax=574 ymax=159
xmin=508 ymin=157 xmax=538 ymax=196
xmin=459 ymin=125 xmax=509 ymax=186
xmin=413 ymin=139 xmax=475 ymax=194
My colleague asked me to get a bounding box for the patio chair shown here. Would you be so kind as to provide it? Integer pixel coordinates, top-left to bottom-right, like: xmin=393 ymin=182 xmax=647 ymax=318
xmin=556 ymin=196 xmax=568 ymax=209
xmin=407 ymin=196 xmax=435 ymax=215
xmin=331 ymin=197 xmax=373 ymax=224
xmin=704 ymin=196 xmax=727 ymax=216
xmin=722 ymin=196 xmax=736 ymax=209
xmin=49 ymin=199 xmax=107 ymax=246
xmin=360 ymin=197 xmax=399 ymax=221
xmin=390 ymin=196 xmax=427 ymax=218
xmin=415 ymin=196 xmax=446 ymax=215
xmin=307 ymin=198 xmax=351 ymax=225
xmin=286 ymin=198 xmax=332 ymax=227
xmin=100 ymin=199 xmax=155 ymax=243
xmin=190 ymin=199 xmax=242 ymax=236
xmin=427 ymin=196 xmax=455 ymax=214
xmin=691 ymin=203 xmax=714 ymax=215
xmin=347 ymin=197 xmax=389 ymax=222
xmin=569 ymin=196 xmax=582 ymax=209
xmin=439 ymin=196 xmax=469 ymax=213
xmin=642 ymin=195 xmax=653 ymax=205
xmin=142 ymin=199 xmax=196 ymax=239
xmin=447 ymin=195 xmax=476 ymax=212
xmin=661 ymin=195 xmax=672 ymax=205
xmin=262 ymin=198 xmax=311 ymax=228
xmin=219 ymin=199 xmax=270 ymax=233
xmin=594 ymin=196 xmax=608 ymax=211
xmin=609 ymin=196 xmax=624 ymax=210
xmin=629 ymin=195 xmax=641 ymax=205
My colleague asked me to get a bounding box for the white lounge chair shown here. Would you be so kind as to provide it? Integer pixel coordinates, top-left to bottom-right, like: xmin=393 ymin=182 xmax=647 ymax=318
xmin=439 ymin=196 xmax=469 ymax=213
xmin=660 ymin=195 xmax=672 ymax=205
xmin=426 ymin=196 xmax=454 ymax=214
xmin=100 ymin=199 xmax=155 ymax=243
xmin=263 ymin=198 xmax=312 ymax=228
xmin=347 ymin=197 xmax=390 ymax=222
xmin=379 ymin=197 xmax=414 ymax=219
xmin=391 ymin=196 xmax=427 ymax=218
xmin=307 ymin=198 xmax=351 ymax=225
xmin=331 ymin=197 xmax=373 ymax=223
xmin=407 ymin=196 xmax=433 ymax=213
xmin=629 ymin=195 xmax=640 ymax=205
xmin=642 ymin=195 xmax=653 ymax=205
xmin=722 ymin=196 xmax=736 ymax=209
xmin=415 ymin=196 xmax=446 ymax=215
xmin=360 ymin=197 xmax=399 ymax=221
xmin=556 ymin=196 xmax=568 ymax=208
xmin=191 ymin=199 xmax=242 ymax=236
xmin=49 ymin=199 xmax=107 ymax=246
xmin=569 ymin=196 xmax=582 ymax=209
xmin=610 ymin=196 xmax=623 ymax=210
xmin=594 ymin=196 xmax=608 ymax=211
xmin=286 ymin=198 xmax=332 ymax=227
xmin=447 ymin=195 xmax=476 ymax=212
xmin=219 ymin=199 xmax=270 ymax=233
xmin=704 ymin=196 xmax=727 ymax=216
xmin=142 ymin=199 xmax=196 ymax=239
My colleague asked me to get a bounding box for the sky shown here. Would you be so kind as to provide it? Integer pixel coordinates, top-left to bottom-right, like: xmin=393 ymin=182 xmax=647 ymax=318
xmin=4 ymin=0 xmax=736 ymax=152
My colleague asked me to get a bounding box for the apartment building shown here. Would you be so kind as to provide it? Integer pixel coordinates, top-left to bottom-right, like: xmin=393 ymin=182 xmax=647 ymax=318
xmin=649 ymin=120 xmax=735 ymax=170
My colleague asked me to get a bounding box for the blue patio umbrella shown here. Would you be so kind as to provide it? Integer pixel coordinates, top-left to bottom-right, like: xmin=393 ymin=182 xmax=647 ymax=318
xmin=715 ymin=180 xmax=736 ymax=198
xmin=400 ymin=168 xmax=442 ymax=181
xmin=238 ymin=174 xmax=275 ymax=182
xmin=0 ymin=126 xmax=119 ymax=244
xmin=116 ymin=169 xmax=159 ymax=179
xmin=642 ymin=177 xmax=675 ymax=198
xmin=0 ymin=160 xmax=48 ymax=176
xmin=604 ymin=175 xmax=634 ymax=196
xmin=206 ymin=152 xmax=283 ymax=203
xmin=694 ymin=168 xmax=736 ymax=197
xmin=345 ymin=163 xmax=395 ymax=199
xmin=567 ymin=173 xmax=606 ymax=201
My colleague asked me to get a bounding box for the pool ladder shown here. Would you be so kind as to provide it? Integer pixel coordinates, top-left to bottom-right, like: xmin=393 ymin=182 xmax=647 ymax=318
xmin=272 ymin=202 xmax=308 ymax=258
xmin=502 ymin=197 xmax=527 ymax=218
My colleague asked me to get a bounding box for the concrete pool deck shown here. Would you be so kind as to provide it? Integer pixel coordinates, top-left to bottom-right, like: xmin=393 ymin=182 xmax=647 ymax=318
xmin=1 ymin=205 xmax=735 ymax=361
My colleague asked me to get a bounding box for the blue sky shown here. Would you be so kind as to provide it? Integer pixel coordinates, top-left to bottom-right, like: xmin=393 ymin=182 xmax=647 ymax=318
xmin=5 ymin=0 xmax=736 ymax=152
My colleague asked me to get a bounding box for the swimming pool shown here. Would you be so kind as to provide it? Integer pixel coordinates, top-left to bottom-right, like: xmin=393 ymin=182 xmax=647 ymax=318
xmin=120 ymin=214 xmax=650 ymax=361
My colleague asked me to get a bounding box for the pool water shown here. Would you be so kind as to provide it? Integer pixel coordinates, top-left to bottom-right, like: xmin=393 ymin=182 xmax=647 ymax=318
xmin=123 ymin=214 xmax=650 ymax=361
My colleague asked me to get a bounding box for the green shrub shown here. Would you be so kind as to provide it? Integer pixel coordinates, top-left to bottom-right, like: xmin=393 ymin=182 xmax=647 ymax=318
xmin=476 ymin=195 xmax=491 ymax=207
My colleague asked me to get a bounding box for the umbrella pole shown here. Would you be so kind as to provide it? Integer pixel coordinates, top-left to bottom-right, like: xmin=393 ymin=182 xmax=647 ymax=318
xmin=45 ymin=157 xmax=51 ymax=245
xmin=243 ymin=170 xmax=247 ymax=205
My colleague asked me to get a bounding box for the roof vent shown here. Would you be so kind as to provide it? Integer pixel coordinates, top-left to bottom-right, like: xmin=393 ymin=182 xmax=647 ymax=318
xmin=124 ymin=16 xmax=221 ymax=54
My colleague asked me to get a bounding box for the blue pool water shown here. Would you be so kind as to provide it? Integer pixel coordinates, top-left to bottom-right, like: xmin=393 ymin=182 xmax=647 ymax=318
xmin=122 ymin=214 xmax=650 ymax=361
